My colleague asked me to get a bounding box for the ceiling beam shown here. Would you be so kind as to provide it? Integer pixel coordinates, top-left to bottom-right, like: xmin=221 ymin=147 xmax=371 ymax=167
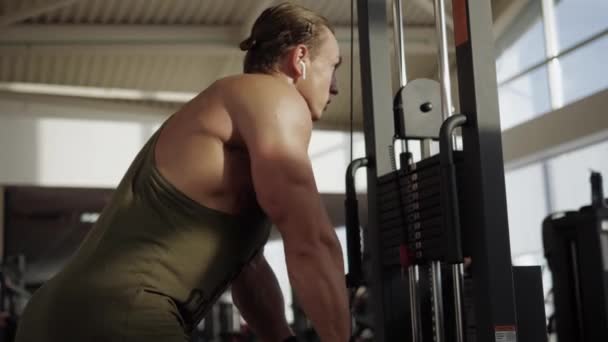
xmin=0 ymin=24 xmax=450 ymax=55
xmin=0 ymin=82 xmax=196 ymax=103
xmin=0 ymin=0 xmax=85 ymax=27
xmin=502 ymin=87 xmax=608 ymax=170
xmin=0 ymin=91 xmax=172 ymax=123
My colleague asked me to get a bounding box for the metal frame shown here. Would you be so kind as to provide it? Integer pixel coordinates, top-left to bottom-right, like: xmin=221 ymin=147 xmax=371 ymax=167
xmin=453 ymin=1 xmax=518 ymax=340
xmin=0 ymin=187 xmax=4 ymax=264
xmin=357 ymin=0 xmax=518 ymax=340
xmin=356 ymin=0 xmax=410 ymax=340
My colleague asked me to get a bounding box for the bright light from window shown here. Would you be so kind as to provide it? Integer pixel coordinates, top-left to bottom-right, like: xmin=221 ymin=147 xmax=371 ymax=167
xmin=0 ymin=82 xmax=196 ymax=103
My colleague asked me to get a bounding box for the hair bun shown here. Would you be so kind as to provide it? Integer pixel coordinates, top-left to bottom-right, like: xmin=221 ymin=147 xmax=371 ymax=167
xmin=239 ymin=37 xmax=257 ymax=51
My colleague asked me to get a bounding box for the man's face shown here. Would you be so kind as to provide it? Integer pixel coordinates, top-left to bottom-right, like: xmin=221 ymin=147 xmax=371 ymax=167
xmin=298 ymin=27 xmax=341 ymax=121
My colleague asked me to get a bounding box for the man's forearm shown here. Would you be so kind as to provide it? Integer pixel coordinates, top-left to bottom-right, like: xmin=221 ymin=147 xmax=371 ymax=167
xmin=286 ymin=237 xmax=351 ymax=342
xmin=232 ymin=254 xmax=293 ymax=342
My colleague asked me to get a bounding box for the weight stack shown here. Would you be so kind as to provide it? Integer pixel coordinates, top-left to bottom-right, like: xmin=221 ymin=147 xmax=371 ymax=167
xmin=376 ymin=151 xmax=466 ymax=266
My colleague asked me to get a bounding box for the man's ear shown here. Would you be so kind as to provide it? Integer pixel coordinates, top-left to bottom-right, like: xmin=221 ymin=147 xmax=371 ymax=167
xmin=289 ymin=44 xmax=310 ymax=79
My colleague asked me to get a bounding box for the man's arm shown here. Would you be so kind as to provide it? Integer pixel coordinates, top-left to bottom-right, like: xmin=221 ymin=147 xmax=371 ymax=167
xmin=228 ymin=78 xmax=350 ymax=341
xmin=232 ymin=252 xmax=293 ymax=342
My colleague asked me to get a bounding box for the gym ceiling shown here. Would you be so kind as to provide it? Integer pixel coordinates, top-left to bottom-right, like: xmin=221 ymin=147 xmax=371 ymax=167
xmin=0 ymin=0 xmax=521 ymax=131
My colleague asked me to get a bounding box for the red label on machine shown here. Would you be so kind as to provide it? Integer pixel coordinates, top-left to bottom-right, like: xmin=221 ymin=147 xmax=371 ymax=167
xmin=453 ymin=0 xmax=469 ymax=46
xmin=494 ymin=325 xmax=517 ymax=342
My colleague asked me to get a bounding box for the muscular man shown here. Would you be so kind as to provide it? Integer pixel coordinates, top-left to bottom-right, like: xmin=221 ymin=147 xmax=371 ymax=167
xmin=15 ymin=3 xmax=350 ymax=342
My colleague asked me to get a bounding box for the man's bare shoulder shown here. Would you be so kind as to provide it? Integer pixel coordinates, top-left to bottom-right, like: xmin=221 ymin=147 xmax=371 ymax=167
xmin=210 ymin=74 xmax=312 ymax=149
xmin=214 ymin=74 xmax=308 ymax=115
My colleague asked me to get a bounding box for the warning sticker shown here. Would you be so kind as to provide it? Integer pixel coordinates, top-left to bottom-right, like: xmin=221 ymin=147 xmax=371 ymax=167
xmin=495 ymin=325 xmax=517 ymax=342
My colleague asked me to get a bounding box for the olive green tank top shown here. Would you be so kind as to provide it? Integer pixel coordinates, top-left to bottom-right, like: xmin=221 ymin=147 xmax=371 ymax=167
xmin=57 ymin=125 xmax=271 ymax=329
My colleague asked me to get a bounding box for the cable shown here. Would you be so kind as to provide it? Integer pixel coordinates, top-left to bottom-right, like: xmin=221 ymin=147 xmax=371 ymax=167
xmin=349 ymin=0 xmax=354 ymax=163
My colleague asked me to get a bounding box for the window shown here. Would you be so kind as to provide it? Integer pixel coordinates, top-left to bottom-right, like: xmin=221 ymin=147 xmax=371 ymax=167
xmin=495 ymin=1 xmax=546 ymax=83
xmin=498 ymin=66 xmax=551 ymax=130
xmin=547 ymin=139 xmax=608 ymax=212
xmin=309 ymin=131 xmax=350 ymax=193
xmin=37 ymin=118 xmax=145 ymax=187
xmin=309 ymin=131 xmax=368 ymax=193
xmin=558 ymin=34 xmax=608 ymax=105
xmin=504 ymin=163 xmax=549 ymax=258
xmin=553 ymin=0 xmax=608 ymax=53
xmin=495 ymin=1 xmax=549 ymax=129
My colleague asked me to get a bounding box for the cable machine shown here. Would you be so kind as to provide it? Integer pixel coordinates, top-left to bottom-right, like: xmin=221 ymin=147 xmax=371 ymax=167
xmin=345 ymin=1 xmax=547 ymax=341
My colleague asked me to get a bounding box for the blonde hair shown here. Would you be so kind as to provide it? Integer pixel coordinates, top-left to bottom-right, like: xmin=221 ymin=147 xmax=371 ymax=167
xmin=239 ymin=2 xmax=334 ymax=74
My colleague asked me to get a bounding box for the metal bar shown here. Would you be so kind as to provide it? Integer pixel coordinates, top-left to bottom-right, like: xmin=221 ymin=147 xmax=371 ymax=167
xmin=392 ymin=0 xmax=407 ymax=87
xmin=453 ymin=0 xmax=518 ymax=340
xmin=357 ymin=0 xmax=410 ymax=340
xmin=395 ymin=139 xmax=408 ymax=168
xmin=431 ymin=261 xmax=445 ymax=342
xmin=392 ymin=0 xmax=409 ymax=170
xmin=421 ymin=139 xmax=433 ymax=157
xmin=0 ymin=187 xmax=4 ymax=264
xmin=408 ymin=266 xmax=421 ymax=342
xmin=433 ymin=0 xmax=454 ymax=120
xmin=452 ymin=263 xmax=465 ymax=342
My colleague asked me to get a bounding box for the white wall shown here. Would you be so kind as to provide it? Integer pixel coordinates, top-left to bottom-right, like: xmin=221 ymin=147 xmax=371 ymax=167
xmin=0 ymin=93 xmax=166 ymax=187
xmin=0 ymin=93 xmax=368 ymax=191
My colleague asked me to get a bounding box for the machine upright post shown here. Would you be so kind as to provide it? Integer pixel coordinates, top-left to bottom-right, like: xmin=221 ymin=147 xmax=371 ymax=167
xmin=356 ymin=0 xmax=411 ymax=340
xmin=453 ymin=0 xmax=518 ymax=340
